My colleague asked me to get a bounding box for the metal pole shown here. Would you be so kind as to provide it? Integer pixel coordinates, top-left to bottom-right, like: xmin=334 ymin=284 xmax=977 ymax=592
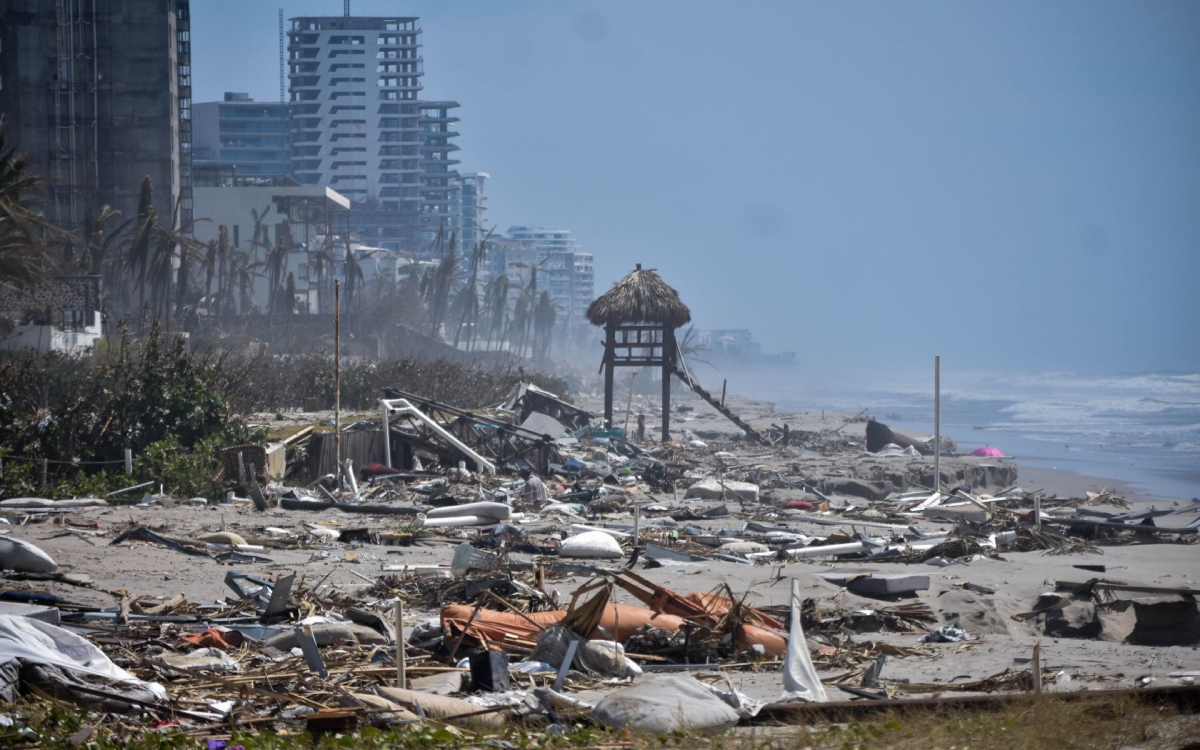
xmin=334 ymin=279 xmax=341 ymax=482
xmin=124 ymin=448 xmax=133 ymax=475
xmin=721 ymin=379 xmax=727 ymax=407
xmin=394 ymin=599 xmax=406 ymax=688
xmin=633 ymin=501 xmax=640 ymax=548
xmin=934 ymin=355 xmax=941 ymax=494
xmin=622 ymin=371 xmax=637 ymax=435
xmin=382 ymin=402 xmax=392 ymax=469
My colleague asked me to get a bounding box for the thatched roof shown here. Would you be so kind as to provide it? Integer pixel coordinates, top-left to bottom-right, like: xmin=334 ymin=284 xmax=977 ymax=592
xmin=586 ymin=264 xmax=691 ymax=329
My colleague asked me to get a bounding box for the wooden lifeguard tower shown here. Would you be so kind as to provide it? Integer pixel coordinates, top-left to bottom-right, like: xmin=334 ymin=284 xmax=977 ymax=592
xmin=586 ymin=264 xmax=691 ymax=442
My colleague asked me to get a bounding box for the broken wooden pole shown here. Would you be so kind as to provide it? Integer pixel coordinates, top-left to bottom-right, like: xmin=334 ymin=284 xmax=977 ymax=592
xmin=934 ymin=355 xmax=941 ymax=494
xmin=395 ymin=598 xmax=406 ymax=688
xmin=1032 ymin=642 xmax=1042 ymax=695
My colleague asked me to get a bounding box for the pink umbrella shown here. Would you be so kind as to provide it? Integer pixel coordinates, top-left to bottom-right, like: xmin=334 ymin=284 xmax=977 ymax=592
xmin=971 ymin=446 xmax=1005 ymax=457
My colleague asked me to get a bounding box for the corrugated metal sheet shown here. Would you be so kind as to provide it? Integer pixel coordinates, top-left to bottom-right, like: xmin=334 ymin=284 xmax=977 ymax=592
xmin=308 ymin=430 xmax=385 ymax=479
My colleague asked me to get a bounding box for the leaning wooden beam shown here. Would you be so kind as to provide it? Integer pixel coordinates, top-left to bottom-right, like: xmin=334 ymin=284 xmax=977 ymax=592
xmin=750 ymin=684 xmax=1200 ymax=723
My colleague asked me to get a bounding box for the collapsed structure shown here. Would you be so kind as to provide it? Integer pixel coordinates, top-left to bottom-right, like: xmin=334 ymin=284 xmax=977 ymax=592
xmin=1 ymin=375 xmax=1198 ymax=738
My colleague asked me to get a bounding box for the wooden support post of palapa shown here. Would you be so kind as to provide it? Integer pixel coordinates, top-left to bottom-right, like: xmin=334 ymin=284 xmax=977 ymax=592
xmin=1031 ymin=642 xmax=1042 ymax=694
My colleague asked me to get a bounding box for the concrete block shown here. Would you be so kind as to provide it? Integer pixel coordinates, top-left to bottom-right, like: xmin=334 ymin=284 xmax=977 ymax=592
xmin=1128 ymin=596 xmax=1200 ymax=646
xmin=846 ymin=573 xmax=930 ymax=597
xmin=1044 ymin=601 xmax=1102 ymax=639
xmin=469 ymin=649 xmax=510 ymax=693
xmin=685 ymin=479 xmax=759 ymax=503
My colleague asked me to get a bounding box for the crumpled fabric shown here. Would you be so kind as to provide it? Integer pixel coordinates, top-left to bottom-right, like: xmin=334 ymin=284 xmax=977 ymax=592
xmin=180 ymin=628 xmax=243 ymax=650
xmin=920 ymin=625 xmax=977 ymax=643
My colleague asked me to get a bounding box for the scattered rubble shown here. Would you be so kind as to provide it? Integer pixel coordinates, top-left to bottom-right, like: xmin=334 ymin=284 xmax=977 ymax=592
xmin=0 ymin=384 xmax=1197 ymax=738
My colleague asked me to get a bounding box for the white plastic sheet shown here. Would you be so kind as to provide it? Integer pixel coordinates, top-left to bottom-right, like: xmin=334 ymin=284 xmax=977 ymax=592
xmin=781 ymin=578 xmax=827 ymax=702
xmin=0 ymin=615 xmax=165 ymax=700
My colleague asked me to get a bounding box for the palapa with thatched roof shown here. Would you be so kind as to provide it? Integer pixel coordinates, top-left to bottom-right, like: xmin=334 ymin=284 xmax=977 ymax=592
xmin=586 ymin=263 xmax=691 ymax=329
xmin=588 ymin=264 xmax=691 ymax=442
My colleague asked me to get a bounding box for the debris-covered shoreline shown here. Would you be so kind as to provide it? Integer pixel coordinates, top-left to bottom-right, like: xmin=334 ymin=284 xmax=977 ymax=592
xmin=1 ymin=381 xmax=1198 ymax=739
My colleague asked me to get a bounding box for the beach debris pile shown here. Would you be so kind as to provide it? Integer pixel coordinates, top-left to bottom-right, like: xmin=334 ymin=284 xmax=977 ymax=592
xmin=0 ymin=384 xmax=1197 ymax=738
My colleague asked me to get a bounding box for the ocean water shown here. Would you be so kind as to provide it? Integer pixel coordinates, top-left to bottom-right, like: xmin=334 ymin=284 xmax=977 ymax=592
xmin=759 ymin=371 xmax=1200 ymax=501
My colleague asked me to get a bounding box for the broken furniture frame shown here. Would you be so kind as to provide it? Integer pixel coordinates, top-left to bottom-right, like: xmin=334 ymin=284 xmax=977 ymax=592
xmin=384 ymin=388 xmax=560 ymax=473
xmin=380 ymin=398 xmax=496 ymax=476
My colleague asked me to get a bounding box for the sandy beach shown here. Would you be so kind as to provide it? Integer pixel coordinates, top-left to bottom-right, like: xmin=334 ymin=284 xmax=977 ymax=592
xmin=4 ymin=383 xmax=1197 ymax=713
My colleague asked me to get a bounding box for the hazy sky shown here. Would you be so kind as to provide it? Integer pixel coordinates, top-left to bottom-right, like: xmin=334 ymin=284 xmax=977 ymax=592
xmin=192 ymin=1 xmax=1200 ymax=378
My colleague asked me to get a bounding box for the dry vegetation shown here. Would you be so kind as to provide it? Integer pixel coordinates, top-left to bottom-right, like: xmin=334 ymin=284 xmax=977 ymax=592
xmin=4 ymin=694 xmax=1198 ymax=750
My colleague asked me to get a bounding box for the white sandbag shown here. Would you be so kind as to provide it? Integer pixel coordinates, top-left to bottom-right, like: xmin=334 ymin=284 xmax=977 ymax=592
xmin=196 ymin=531 xmax=249 ymax=546
xmin=264 ymin=621 xmax=388 ymax=650
xmin=425 ymin=501 xmax=511 ymax=521
xmin=0 ymin=615 xmax=166 ymax=701
xmin=155 ymin=647 xmax=240 ymax=673
xmin=0 ymin=498 xmax=108 ymax=509
xmin=685 ymin=479 xmax=760 ymax=503
xmin=559 ymin=530 xmax=623 ymax=559
xmin=591 ymin=675 xmax=740 ymax=733
xmin=0 ymin=537 xmax=58 ymax=573
xmin=717 ymin=541 xmax=770 ymax=557
xmin=377 ymin=686 xmax=506 ymax=727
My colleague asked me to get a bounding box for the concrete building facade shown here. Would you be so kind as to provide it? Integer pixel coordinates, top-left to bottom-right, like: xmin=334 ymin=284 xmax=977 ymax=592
xmin=192 ymin=183 xmax=350 ymax=314
xmin=0 ymin=0 xmax=192 ymax=230
xmin=497 ymin=226 xmax=595 ymax=325
xmin=416 ymin=100 xmax=461 ymax=245
xmin=286 ymin=15 xmax=465 ymax=254
xmin=194 ymin=93 xmax=292 ymax=183
xmin=459 ymin=172 xmax=488 ymax=252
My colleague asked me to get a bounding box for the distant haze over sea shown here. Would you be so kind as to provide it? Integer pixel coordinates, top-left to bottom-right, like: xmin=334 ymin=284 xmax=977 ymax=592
xmin=707 ymin=366 xmax=1200 ymax=501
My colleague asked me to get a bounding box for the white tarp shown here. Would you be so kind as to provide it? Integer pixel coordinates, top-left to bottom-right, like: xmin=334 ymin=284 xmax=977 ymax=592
xmin=0 ymin=615 xmax=166 ymax=701
xmin=781 ymin=578 xmax=827 ymax=702
xmin=591 ymin=674 xmax=740 ymax=733
xmin=0 ymin=537 xmax=58 ymax=573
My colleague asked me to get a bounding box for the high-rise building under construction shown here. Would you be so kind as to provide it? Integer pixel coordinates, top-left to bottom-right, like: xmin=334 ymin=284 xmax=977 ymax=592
xmin=0 ymin=0 xmax=193 ymax=231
